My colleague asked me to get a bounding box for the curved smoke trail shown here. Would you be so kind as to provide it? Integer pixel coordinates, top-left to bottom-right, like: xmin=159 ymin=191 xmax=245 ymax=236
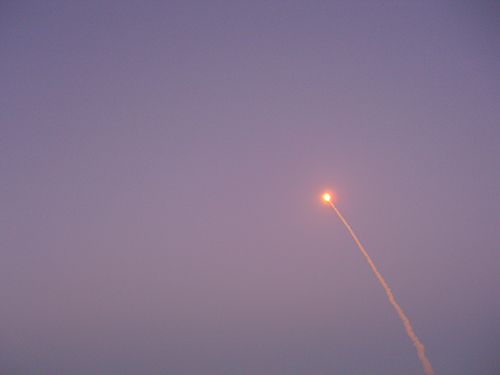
xmin=328 ymin=201 xmax=434 ymax=375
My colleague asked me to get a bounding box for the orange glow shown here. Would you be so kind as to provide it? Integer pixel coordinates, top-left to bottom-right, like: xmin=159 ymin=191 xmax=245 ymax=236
xmin=322 ymin=191 xmax=337 ymax=204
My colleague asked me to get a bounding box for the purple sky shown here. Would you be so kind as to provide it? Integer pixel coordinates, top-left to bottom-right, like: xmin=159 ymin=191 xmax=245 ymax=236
xmin=1 ymin=1 xmax=499 ymax=374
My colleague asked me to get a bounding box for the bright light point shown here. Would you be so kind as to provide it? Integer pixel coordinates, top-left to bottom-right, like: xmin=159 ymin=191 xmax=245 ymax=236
xmin=321 ymin=190 xmax=337 ymax=204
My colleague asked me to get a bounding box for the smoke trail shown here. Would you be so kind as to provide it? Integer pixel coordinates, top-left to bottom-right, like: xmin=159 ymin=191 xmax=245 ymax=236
xmin=328 ymin=201 xmax=434 ymax=375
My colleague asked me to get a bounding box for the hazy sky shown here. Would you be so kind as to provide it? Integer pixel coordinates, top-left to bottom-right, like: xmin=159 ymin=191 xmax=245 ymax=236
xmin=1 ymin=1 xmax=499 ymax=374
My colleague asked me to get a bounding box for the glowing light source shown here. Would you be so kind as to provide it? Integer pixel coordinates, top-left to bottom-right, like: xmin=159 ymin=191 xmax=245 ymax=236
xmin=323 ymin=193 xmax=331 ymax=201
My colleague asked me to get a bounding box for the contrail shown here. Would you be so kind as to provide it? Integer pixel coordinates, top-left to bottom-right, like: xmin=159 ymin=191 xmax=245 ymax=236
xmin=326 ymin=198 xmax=434 ymax=375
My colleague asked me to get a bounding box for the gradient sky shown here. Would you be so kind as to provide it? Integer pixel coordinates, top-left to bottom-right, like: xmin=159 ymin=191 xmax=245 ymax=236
xmin=1 ymin=2 xmax=499 ymax=374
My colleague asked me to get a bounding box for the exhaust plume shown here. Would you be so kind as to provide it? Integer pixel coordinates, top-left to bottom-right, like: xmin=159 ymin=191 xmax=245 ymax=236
xmin=327 ymin=200 xmax=434 ymax=375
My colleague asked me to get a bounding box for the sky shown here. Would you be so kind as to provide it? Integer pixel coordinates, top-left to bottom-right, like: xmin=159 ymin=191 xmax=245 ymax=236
xmin=1 ymin=1 xmax=499 ymax=374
